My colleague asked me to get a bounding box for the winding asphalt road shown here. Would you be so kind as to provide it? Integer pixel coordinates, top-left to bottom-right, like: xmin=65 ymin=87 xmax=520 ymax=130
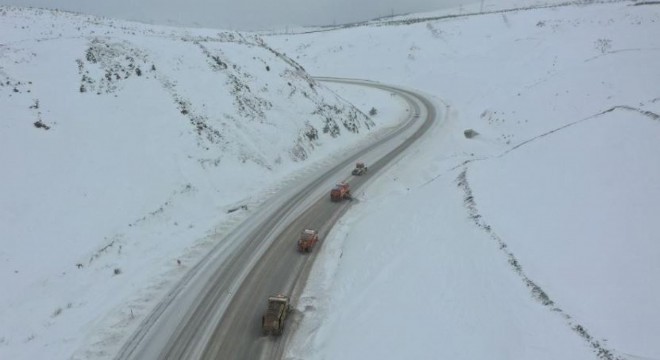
xmin=114 ymin=78 xmax=437 ymax=360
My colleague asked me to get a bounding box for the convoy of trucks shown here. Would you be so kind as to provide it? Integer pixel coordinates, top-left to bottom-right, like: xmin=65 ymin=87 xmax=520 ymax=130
xmin=261 ymin=163 xmax=368 ymax=336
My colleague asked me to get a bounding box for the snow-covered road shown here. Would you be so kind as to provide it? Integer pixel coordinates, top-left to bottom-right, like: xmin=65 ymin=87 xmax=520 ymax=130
xmin=3 ymin=2 xmax=658 ymax=359
xmin=113 ymin=78 xmax=439 ymax=359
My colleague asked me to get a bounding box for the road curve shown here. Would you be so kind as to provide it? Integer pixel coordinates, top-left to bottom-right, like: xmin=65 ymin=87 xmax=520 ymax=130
xmin=114 ymin=78 xmax=438 ymax=360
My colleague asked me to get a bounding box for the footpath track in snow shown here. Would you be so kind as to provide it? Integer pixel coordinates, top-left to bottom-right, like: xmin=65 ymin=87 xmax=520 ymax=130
xmin=114 ymin=78 xmax=438 ymax=360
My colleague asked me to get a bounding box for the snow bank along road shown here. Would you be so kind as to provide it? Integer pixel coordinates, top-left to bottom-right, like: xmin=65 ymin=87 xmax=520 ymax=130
xmin=114 ymin=78 xmax=438 ymax=360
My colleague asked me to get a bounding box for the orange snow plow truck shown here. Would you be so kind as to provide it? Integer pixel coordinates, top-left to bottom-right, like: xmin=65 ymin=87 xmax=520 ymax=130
xmin=262 ymin=294 xmax=291 ymax=336
xmin=298 ymin=229 xmax=319 ymax=253
xmin=330 ymin=182 xmax=351 ymax=202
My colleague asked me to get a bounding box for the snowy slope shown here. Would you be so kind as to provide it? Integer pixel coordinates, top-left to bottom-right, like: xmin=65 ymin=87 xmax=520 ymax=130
xmin=0 ymin=7 xmax=403 ymax=359
xmin=270 ymin=2 xmax=660 ymax=359
xmin=2 ymin=1 xmax=659 ymax=359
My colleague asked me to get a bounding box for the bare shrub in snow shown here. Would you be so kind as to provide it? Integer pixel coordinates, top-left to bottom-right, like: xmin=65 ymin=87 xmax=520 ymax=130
xmin=594 ymin=38 xmax=612 ymax=54
xmin=426 ymin=23 xmax=442 ymax=38
xmin=304 ymin=124 xmax=319 ymax=141
xmin=33 ymin=119 xmax=50 ymax=130
xmin=52 ymin=307 xmax=62 ymax=317
xmin=464 ymin=129 xmax=479 ymax=138
xmin=290 ymin=142 xmax=308 ymax=161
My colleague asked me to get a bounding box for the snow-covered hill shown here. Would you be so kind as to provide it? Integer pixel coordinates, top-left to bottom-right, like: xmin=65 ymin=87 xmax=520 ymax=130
xmin=0 ymin=7 xmax=399 ymax=359
xmin=269 ymin=1 xmax=660 ymax=359
xmin=2 ymin=1 xmax=659 ymax=359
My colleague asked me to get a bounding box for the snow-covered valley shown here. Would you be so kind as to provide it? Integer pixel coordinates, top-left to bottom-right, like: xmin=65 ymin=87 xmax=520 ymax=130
xmin=1 ymin=0 xmax=659 ymax=359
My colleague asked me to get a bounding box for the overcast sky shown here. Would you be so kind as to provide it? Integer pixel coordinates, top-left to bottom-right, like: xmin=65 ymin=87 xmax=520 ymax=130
xmin=0 ymin=0 xmax=478 ymax=30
